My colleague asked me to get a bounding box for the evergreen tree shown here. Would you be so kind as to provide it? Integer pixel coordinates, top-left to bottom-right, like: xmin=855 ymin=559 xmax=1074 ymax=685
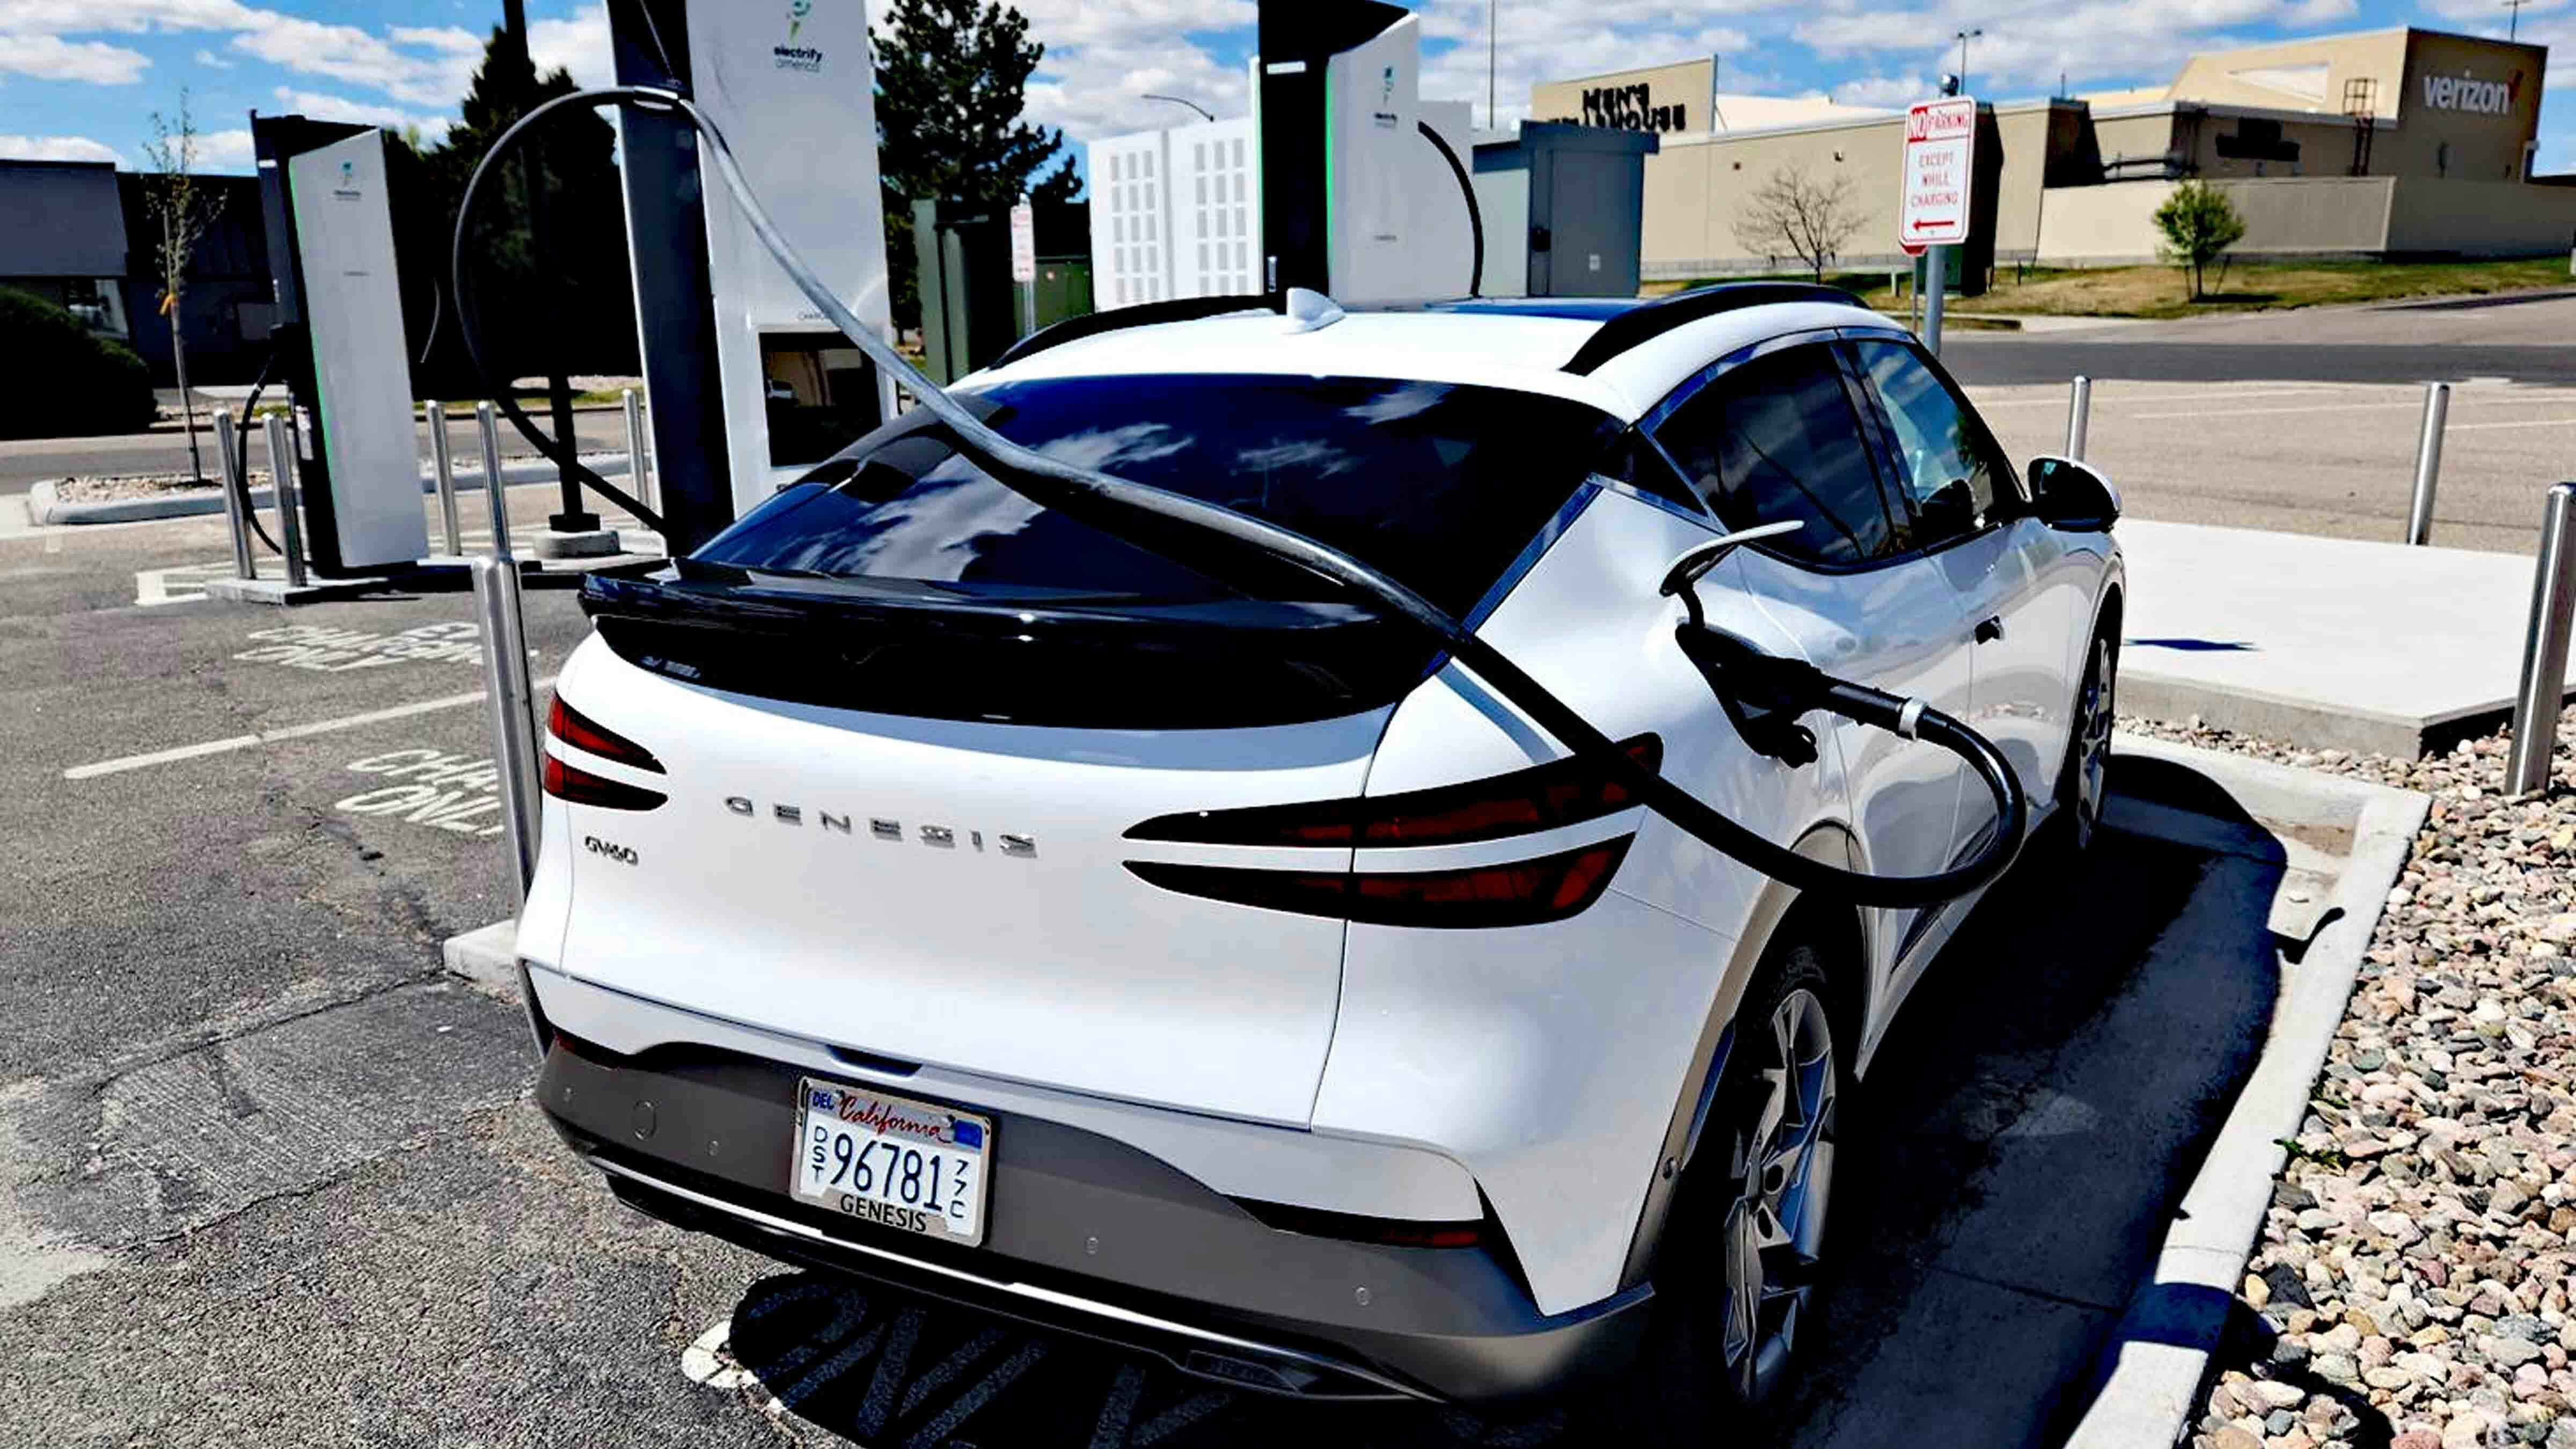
xmin=404 ymin=26 xmax=638 ymax=389
xmin=875 ymin=0 xmax=1081 ymax=331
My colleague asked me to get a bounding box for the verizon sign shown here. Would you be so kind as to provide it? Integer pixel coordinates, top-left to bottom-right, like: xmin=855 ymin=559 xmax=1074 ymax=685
xmin=1899 ymin=97 xmax=1978 ymax=254
xmin=2423 ymin=71 xmax=2520 ymax=115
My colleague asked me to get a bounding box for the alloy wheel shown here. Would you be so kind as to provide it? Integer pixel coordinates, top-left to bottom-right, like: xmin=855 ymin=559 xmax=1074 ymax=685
xmin=2069 ymin=633 xmax=2117 ymax=847
xmin=1716 ymin=985 xmax=1839 ymax=1404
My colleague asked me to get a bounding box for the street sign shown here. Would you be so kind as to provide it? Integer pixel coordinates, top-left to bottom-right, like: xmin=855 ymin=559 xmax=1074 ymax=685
xmin=1898 ymin=96 xmax=1977 ymax=257
xmin=1009 ymin=200 xmax=1037 ymax=283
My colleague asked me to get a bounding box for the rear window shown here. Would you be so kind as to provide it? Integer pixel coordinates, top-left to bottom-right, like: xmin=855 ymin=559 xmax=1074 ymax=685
xmin=692 ymin=374 xmax=1624 ymax=618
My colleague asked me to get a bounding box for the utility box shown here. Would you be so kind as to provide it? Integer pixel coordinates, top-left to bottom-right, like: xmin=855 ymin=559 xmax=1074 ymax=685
xmin=1470 ymin=123 xmax=1659 ymax=298
xmin=915 ymin=198 xmax=1094 ymax=384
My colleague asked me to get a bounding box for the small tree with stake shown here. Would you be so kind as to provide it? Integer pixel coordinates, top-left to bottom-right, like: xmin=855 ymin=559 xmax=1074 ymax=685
xmin=142 ymin=91 xmax=223 ymax=481
xmin=2153 ymin=180 xmax=2246 ymax=302
xmin=1732 ymin=162 xmax=1865 ymax=283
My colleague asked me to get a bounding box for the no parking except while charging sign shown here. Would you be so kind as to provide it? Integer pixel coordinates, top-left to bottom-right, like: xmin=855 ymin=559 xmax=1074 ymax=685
xmin=1898 ymin=96 xmax=1977 ymax=256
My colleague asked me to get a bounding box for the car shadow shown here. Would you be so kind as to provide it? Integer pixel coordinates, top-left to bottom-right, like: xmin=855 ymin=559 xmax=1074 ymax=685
xmin=708 ymin=750 xmax=2296 ymax=1448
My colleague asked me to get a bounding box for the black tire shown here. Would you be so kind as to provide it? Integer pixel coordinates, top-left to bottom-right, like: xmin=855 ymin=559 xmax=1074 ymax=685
xmin=1618 ymin=938 xmax=1850 ymax=1433
xmin=2052 ymin=618 xmax=2119 ymax=855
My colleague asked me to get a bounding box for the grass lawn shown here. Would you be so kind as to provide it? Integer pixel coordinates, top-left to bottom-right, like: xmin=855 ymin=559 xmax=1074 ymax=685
xmin=1650 ymin=255 xmax=2573 ymax=320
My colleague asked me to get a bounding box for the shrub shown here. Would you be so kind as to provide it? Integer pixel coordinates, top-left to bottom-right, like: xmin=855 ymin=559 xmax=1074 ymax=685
xmin=0 ymin=287 xmax=156 ymax=440
xmin=2152 ymin=181 xmax=2248 ymax=301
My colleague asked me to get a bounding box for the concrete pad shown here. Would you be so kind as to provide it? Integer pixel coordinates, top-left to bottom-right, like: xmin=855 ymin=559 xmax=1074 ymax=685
xmin=2117 ymin=518 xmax=2561 ymax=755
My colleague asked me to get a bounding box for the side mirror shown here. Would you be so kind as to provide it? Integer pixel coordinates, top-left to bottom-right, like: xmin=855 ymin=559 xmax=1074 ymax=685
xmin=2025 ymin=456 xmax=2120 ymax=533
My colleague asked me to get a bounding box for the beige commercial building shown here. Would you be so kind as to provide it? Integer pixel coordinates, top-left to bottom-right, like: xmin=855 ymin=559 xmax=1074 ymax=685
xmin=1531 ymin=27 xmax=2576 ymax=279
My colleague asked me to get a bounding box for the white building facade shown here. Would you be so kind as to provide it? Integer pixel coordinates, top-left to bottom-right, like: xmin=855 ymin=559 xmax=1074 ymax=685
xmin=1087 ymin=116 xmax=1264 ymax=309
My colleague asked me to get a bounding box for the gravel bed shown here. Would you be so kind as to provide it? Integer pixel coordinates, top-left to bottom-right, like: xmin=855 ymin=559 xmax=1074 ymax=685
xmin=2121 ymin=708 xmax=2576 ymax=1449
xmin=49 ymin=470 xmax=269 ymax=502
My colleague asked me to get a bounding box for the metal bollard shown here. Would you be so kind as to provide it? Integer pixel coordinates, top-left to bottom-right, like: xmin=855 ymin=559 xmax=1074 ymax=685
xmin=426 ymin=400 xmax=463 ymax=558
xmin=262 ymin=412 xmax=309 ymax=588
xmin=620 ymin=387 xmax=653 ymax=515
xmin=2505 ymin=483 xmax=2576 ymax=797
xmin=2406 ymin=382 xmax=2451 ymax=547
xmin=475 ymin=401 xmax=513 ymax=561
xmin=1921 ymin=244 xmax=1948 ymax=357
xmin=2065 ymin=375 xmax=2092 ymax=462
xmin=470 ymin=555 xmax=543 ymax=897
xmin=211 ymin=411 xmax=256 ymax=580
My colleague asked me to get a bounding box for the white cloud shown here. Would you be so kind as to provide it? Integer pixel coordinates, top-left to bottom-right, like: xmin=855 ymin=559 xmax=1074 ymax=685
xmin=0 ymin=31 xmax=148 ymax=83
xmin=191 ymin=46 xmax=230 ymax=68
xmin=0 ymin=0 xmax=260 ymax=34
xmin=1792 ymin=0 xmax=2346 ymax=96
xmin=528 ymin=3 xmax=611 ymax=89
xmin=0 ymin=130 xmax=116 ymax=160
xmin=1835 ymin=74 xmax=1936 ymax=107
xmin=1006 ymin=0 xmax=1256 ymax=140
xmin=269 ymin=85 xmax=452 ymax=139
xmin=227 ymin=13 xmax=479 ymax=106
xmin=194 ymin=126 xmax=252 ymax=168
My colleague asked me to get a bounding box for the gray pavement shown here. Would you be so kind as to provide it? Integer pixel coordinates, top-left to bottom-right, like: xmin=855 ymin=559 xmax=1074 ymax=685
xmin=0 ymin=409 xmax=630 ymax=495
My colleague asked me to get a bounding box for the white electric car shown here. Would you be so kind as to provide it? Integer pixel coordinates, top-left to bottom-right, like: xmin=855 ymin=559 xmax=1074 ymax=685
xmin=515 ymin=283 xmax=2124 ymax=1415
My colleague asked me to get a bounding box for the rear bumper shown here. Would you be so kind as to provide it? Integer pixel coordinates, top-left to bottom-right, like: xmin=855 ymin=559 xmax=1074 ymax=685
xmin=536 ymin=1036 xmax=1651 ymax=1403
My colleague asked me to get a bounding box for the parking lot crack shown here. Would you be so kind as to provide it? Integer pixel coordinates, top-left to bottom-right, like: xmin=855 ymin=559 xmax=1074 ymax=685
xmin=1927 ymin=1261 xmax=2124 ymax=1314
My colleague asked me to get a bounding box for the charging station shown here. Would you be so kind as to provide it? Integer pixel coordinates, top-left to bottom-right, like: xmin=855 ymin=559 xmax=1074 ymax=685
xmin=1255 ymin=1 xmax=1476 ymax=303
xmin=250 ymin=116 xmax=433 ymax=577
xmin=604 ymin=0 xmax=895 ymax=554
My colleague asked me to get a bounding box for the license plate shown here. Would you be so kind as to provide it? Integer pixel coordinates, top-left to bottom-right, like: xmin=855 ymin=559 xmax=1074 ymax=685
xmin=789 ymin=1078 xmax=992 ymax=1248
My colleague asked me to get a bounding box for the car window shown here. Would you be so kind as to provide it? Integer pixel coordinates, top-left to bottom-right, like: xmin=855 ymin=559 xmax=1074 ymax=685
xmin=694 ymin=374 xmax=1624 ymax=618
xmin=1851 ymin=339 xmax=2011 ymax=546
xmin=1649 ymin=343 xmax=1900 ymax=568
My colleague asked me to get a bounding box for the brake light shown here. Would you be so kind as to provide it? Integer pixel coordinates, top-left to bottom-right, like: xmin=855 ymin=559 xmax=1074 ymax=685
xmin=541 ymin=753 xmax=669 ymax=811
xmin=546 ymin=693 xmax=665 ymax=774
xmin=1125 ymin=837 xmax=1633 ymax=928
xmin=1125 ymin=735 xmax=1660 ymax=847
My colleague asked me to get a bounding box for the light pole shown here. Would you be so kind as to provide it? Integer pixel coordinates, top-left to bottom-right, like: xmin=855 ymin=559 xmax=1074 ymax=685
xmin=1954 ymin=28 xmax=1982 ymax=94
xmin=1140 ymin=93 xmax=1215 ymax=123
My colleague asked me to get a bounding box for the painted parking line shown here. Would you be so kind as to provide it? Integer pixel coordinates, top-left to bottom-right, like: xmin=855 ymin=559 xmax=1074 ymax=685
xmin=61 ymin=677 xmax=555 ymax=780
xmin=1967 ymin=386 xmax=2352 ymax=408
xmin=2443 ymin=416 xmax=2576 ymax=433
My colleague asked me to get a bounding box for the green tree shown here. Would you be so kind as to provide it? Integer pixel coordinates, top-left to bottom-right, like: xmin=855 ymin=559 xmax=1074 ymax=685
xmin=874 ymin=0 xmax=1081 ymax=332
xmin=2153 ymin=180 xmax=2247 ymax=301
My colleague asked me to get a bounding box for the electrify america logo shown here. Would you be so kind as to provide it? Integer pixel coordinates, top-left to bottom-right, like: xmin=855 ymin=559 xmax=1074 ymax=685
xmin=776 ymin=0 xmax=821 ymax=71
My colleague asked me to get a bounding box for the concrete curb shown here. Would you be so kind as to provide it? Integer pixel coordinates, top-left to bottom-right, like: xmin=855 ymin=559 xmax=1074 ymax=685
xmin=25 ymin=452 xmax=639 ymax=526
xmin=2065 ymin=734 xmax=2429 ymax=1449
xmin=441 ymin=919 xmax=521 ymax=1001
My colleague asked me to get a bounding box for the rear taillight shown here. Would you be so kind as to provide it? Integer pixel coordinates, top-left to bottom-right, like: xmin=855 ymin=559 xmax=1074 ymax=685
xmin=546 ymin=694 xmax=665 ymax=774
xmin=1126 ymin=837 xmax=1633 ymax=928
xmin=1124 ymin=736 xmax=1660 ymax=847
xmin=541 ymin=753 xmax=669 ymax=811
xmin=1122 ymin=738 xmax=1656 ymax=928
xmin=541 ymin=693 xmax=667 ymax=810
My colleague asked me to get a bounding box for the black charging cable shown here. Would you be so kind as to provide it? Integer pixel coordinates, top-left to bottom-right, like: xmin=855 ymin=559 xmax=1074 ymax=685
xmin=455 ymin=84 xmax=2028 ymax=909
xmin=448 ymin=108 xmax=668 ymax=535
xmin=226 ymin=346 xmax=284 ymax=555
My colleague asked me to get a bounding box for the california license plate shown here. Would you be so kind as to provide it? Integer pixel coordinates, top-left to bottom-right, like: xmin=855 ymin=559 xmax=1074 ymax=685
xmin=789 ymin=1078 xmax=992 ymax=1248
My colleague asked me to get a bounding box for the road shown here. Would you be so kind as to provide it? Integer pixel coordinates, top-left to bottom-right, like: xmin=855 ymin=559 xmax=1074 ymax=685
xmin=0 ymin=409 xmax=632 ymax=495
xmin=1944 ymin=289 xmax=2576 ymax=386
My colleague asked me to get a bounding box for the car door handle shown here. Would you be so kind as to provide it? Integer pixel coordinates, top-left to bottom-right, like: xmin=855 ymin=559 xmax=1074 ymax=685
xmin=1974 ymin=616 xmax=2004 ymax=644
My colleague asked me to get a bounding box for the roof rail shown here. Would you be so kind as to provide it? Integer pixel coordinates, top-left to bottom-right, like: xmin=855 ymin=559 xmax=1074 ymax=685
xmin=1558 ymin=282 xmax=1869 ymax=376
xmin=985 ymin=292 xmax=1284 ymax=372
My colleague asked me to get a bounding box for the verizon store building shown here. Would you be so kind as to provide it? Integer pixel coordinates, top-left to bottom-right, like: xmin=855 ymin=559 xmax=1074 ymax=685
xmin=1531 ymin=26 xmax=2576 ymax=279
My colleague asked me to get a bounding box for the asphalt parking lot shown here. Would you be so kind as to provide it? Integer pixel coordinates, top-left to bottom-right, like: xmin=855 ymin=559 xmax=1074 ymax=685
xmin=0 ymin=474 xmax=2346 ymax=1445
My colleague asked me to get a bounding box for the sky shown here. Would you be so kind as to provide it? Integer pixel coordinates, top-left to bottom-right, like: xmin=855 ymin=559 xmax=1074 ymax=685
xmin=0 ymin=0 xmax=2569 ymax=178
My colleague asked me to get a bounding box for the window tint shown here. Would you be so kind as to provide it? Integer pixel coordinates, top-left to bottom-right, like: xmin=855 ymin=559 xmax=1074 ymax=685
xmin=1852 ymin=340 xmax=2010 ymax=546
xmin=695 ymin=375 xmax=1623 ymax=618
xmin=1650 ymin=343 xmax=1897 ymax=568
